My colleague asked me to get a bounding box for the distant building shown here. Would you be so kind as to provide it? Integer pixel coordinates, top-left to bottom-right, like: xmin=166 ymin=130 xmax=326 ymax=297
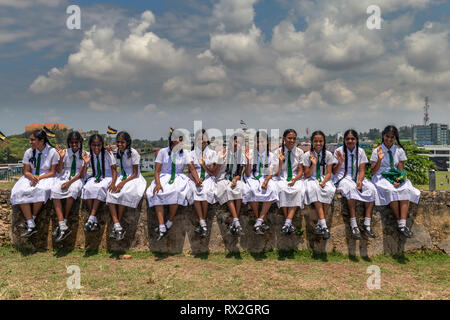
xmin=418 ymin=145 xmax=450 ymax=171
xmin=140 ymin=148 xmax=160 ymax=172
xmin=412 ymin=123 xmax=448 ymax=145
xmin=26 ymin=123 xmax=68 ymax=132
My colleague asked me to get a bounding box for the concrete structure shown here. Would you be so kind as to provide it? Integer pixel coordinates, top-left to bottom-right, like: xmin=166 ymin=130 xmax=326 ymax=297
xmin=1 ymin=189 xmax=448 ymax=256
xmin=419 ymin=145 xmax=450 ymax=170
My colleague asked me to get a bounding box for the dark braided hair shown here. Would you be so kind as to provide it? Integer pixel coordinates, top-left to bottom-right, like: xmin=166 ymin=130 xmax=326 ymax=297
xmin=335 ymin=129 xmax=359 ymax=187
xmin=281 ymin=129 xmax=297 ymax=163
xmin=29 ymin=129 xmax=54 ymax=166
xmin=226 ymin=133 xmax=244 ymax=179
xmin=252 ymin=131 xmax=270 ymax=176
xmin=66 ymin=131 xmax=84 ymax=160
xmin=116 ymin=131 xmax=132 ymax=159
xmin=88 ymin=134 xmax=106 ymax=180
xmin=191 ymin=129 xmax=210 ymax=151
xmin=382 ymin=125 xmax=404 ymax=150
xmin=310 ymin=130 xmax=326 ymax=176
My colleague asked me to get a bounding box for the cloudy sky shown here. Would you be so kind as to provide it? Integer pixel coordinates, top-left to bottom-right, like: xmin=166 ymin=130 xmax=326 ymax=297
xmin=0 ymin=0 xmax=449 ymax=139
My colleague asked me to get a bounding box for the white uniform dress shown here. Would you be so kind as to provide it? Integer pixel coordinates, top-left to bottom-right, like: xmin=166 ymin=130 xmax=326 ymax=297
xmin=370 ymin=143 xmax=420 ymax=206
xmin=214 ymin=151 xmax=247 ymax=205
xmin=147 ymin=147 xmax=193 ymax=207
xmin=332 ymin=146 xmax=377 ymax=203
xmin=188 ymin=146 xmax=217 ymax=204
xmin=50 ymin=149 xmax=87 ymax=200
xmin=81 ymin=150 xmax=116 ymax=202
xmin=106 ymin=148 xmax=147 ymax=208
xmin=303 ymin=150 xmax=337 ymax=205
xmin=11 ymin=145 xmax=59 ymax=205
xmin=273 ymin=146 xmax=306 ymax=208
xmin=243 ymin=150 xmax=279 ymax=204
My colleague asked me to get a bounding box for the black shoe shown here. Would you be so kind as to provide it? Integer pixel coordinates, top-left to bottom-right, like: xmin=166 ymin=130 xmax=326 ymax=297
xmin=52 ymin=226 xmax=60 ymax=237
xmin=55 ymin=228 xmax=71 ymax=242
xmin=200 ymin=226 xmax=209 ymax=238
xmin=313 ymin=224 xmax=323 ymax=235
xmin=314 ymin=225 xmax=330 ymax=240
xmin=84 ymin=220 xmax=99 ymax=232
xmin=253 ymin=224 xmax=265 ymax=235
xmin=20 ymin=226 xmax=37 ymax=238
xmin=112 ymin=229 xmax=126 ymax=241
xmin=361 ymin=225 xmax=376 ymax=238
xmin=397 ymin=226 xmax=413 ymax=238
xmin=156 ymin=228 xmax=167 ymax=241
xmin=19 ymin=221 xmax=29 ymax=229
xmin=228 ymin=224 xmax=242 ymax=236
xmin=351 ymin=226 xmax=362 ymax=240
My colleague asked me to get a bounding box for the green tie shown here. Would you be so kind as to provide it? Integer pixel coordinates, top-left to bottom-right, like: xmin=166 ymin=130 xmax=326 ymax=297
xmin=200 ymin=152 xmax=205 ymax=179
xmin=351 ymin=154 xmax=355 ymax=181
xmin=388 ymin=150 xmax=394 ymax=170
xmin=120 ymin=155 xmax=127 ymax=181
xmin=95 ymin=155 xmax=101 ymax=180
xmin=287 ymin=150 xmax=292 ymax=181
xmin=229 ymin=155 xmax=234 ymax=182
xmin=69 ymin=154 xmax=76 ymax=180
xmin=169 ymin=154 xmax=176 ymax=184
xmin=35 ymin=153 xmax=42 ymax=176
xmin=254 ymin=155 xmax=263 ymax=180
xmin=316 ymin=152 xmax=321 ymax=182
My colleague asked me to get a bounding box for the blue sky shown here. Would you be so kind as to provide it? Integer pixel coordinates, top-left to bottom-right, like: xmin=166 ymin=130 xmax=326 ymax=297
xmin=0 ymin=0 xmax=449 ymax=139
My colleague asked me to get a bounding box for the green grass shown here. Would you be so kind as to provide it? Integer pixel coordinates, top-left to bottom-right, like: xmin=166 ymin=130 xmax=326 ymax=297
xmin=416 ymin=171 xmax=450 ymax=191
xmin=0 ymin=246 xmax=448 ymax=300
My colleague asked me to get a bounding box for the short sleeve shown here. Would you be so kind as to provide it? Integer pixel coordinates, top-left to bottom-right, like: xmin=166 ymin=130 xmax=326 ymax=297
xmin=132 ymin=149 xmax=140 ymax=165
xmin=370 ymin=148 xmax=378 ymax=162
xmin=326 ymin=151 xmax=337 ymax=165
xmin=359 ymin=149 xmax=368 ymax=164
xmin=22 ymin=149 xmax=32 ymax=165
xmin=107 ymin=151 xmax=116 ymax=166
xmin=301 ymin=152 xmax=311 ymax=167
xmin=50 ymin=148 xmax=60 ymax=165
xmin=184 ymin=151 xmax=192 ymax=165
xmin=155 ymin=149 xmax=164 ymax=164
xmin=398 ymin=148 xmax=407 ymax=162
xmin=295 ymin=148 xmax=304 ymax=164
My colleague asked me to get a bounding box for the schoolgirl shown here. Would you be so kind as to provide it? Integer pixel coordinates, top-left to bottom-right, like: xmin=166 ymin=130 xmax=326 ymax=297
xmin=188 ymin=129 xmax=217 ymax=237
xmin=106 ymin=131 xmax=147 ymax=240
xmin=11 ymin=129 xmax=59 ymax=238
xmin=332 ymin=129 xmax=377 ymax=239
xmin=81 ymin=134 xmax=117 ymax=233
xmin=244 ymin=131 xmax=278 ymax=235
xmin=302 ymin=131 xmax=337 ymax=240
xmin=147 ymin=129 xmax=200 ymax=241
xmin=50 ymin=131 xmax=90 ymax=242
xmin=370 ymin=125 xmax=420 ymax=238
xmin=215 ymin=133 xmax=247 ymax=236
xmin=273 ymin=129 xmax=305 ymax=235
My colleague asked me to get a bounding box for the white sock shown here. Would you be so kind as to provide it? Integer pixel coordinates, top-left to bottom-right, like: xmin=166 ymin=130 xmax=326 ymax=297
xmin=318 ymin=219 xmax=327 ymax=228
xmin=364 ymin=217 xmax=371 ymax=227
xmin=159 ymin=224 xmax=167 ymax=232
xmin=398 ymin=219 xmax=406 ymax=228
xmin=199 ymin=219 xmax=207 ymax=227
xmin=255 ymin=218 xmax=264 ymax=227
xmin=284 ymin=218 xmax=292 ymax=226
xmin=166 ymin=220 xmax=173 ymax=229
xmin=233 ymin=218 xmax=241 ymax=227
xmin=350 ymin=218 xmax=358 ymax=228
xmin=59 ymin=221 xmax=68 ymax=231
xmin=27 ymin=219 xmax=35 ymax=228
xmin=114 ymin=222 xmax=122 ymax=231
xmin=88 ymin=215 xmax=97 ymax=223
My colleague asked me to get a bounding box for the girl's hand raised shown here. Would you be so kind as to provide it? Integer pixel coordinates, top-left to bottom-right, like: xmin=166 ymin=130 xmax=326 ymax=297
xmin=55 ymin=145 xmax=66 ymax=159
xmin=82 ymin=151 xmax=91 ymax=165
xmin=278 ymin=149 xmax=285 ymax=162
xmin=310 ymin=152 xmax=318 ymax=166
xmin=335 ymin=150 xmax=345 ymax=163
xmin=377 ymin=146 xmax=385 ymax=160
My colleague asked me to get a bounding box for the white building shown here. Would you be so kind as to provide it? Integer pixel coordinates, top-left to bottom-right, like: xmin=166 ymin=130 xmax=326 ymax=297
xmin=418 ymin=145 xmax=450 ymax=171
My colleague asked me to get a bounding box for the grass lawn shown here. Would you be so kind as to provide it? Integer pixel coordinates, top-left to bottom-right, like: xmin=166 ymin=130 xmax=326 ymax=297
xmin=415 ymin=171 xmax=450 ymax=191
xmin=0 ymin=246 xmax=448 ymax=300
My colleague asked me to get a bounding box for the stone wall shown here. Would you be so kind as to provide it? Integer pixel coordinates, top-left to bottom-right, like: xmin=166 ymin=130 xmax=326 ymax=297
xmin=1 ymin=188 xmax=449 ymax=256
